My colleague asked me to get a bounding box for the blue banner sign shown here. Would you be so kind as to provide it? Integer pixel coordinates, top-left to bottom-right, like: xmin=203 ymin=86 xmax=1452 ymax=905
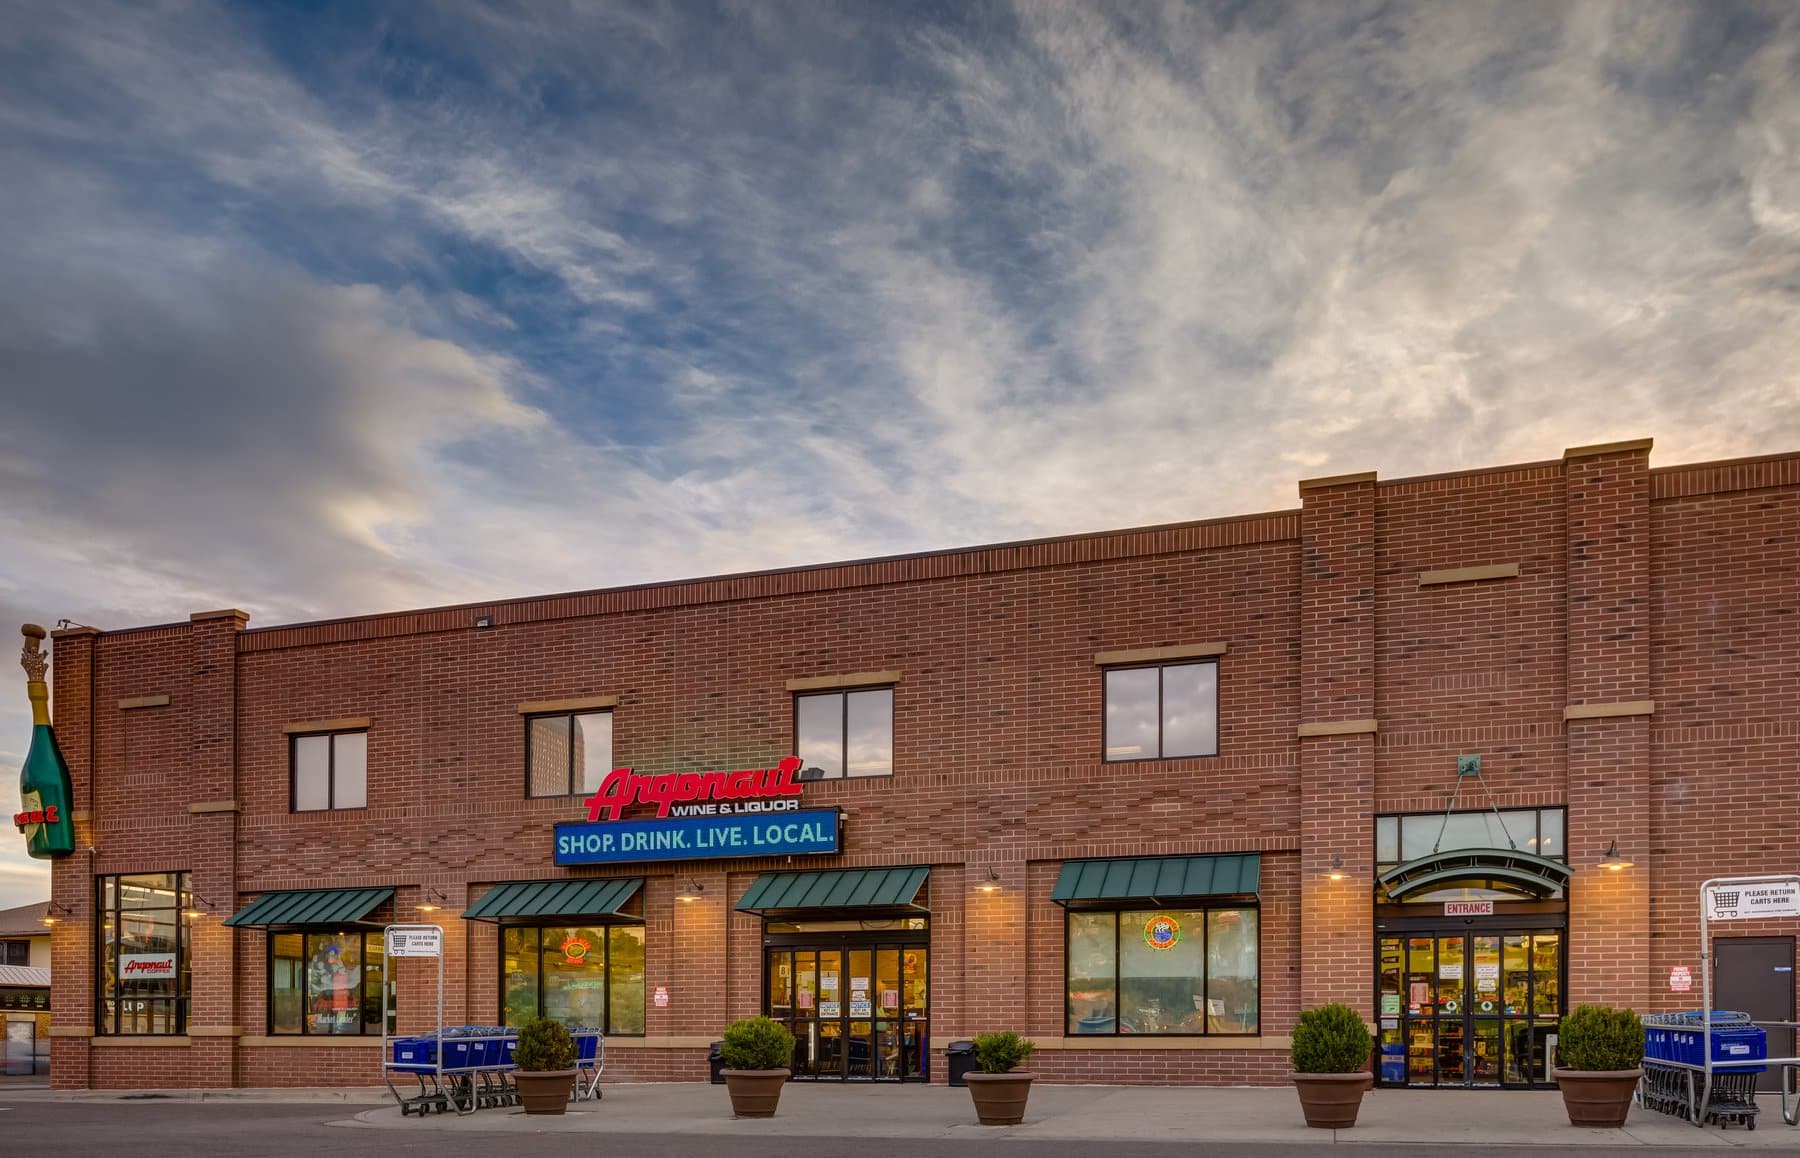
xmin=554 ymin=808 xmax=840 ymax=866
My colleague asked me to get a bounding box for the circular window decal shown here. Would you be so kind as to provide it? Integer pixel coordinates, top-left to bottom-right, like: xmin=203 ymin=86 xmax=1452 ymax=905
xmin=1143 ymin=914 xmax=1182 ymax=951
xmin=1443 ymin=999 xmax=1460 ymax=1013
xmin=560 ymin=936 xmax=592 ymax=966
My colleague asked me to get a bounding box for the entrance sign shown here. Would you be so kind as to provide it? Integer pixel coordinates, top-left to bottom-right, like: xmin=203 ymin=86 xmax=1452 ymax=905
xmin=1669 ymin=965 xmax=1692 ymax=993
xmin=386 ymin=926 xmax=444 ymax=958
xmin=555 ymin=809 xmax=839 ymax=866
xmin=1444 ymin=901 xmax=1493 ymax=916
xmin=1704 ymin=880 xmax=1800 ymax=921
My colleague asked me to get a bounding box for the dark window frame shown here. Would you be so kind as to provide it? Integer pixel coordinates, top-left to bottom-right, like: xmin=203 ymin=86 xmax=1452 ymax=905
xmin=497 ymin=922 xmax=646 ymax=1036
xmin=1373 ymin=807 xmax=1569 ymax=874
xmin=1 ymin=940 xmax=29 ymax=966
xmin=523 ymin=710 xmax=614 ymax=799
xmin=1101 ymin=659 xmax=1221 ymax=763
xmin=792 ymin=685 xmax=896 ymax=781
xmin=289 ymin=729 xmax=369 ymax=813
xmin=93 ymin=871 xmax=191 ymax=1036
xmin=265 ymin=928 xmax=392 ymax=1036
xmin=1063 ymin=902 xmax=1260 ymax=1038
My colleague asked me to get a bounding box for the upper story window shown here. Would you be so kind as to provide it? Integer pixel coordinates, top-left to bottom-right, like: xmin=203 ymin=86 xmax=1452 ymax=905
xmin=291 ymin=730 xmax=367 ymax=812
xmin=96 ymin=871 xmax=190 ymax=1035
xmin=1103 ymin=661 xmax=1218 ymax=761
xmin=527 ymin=711 xmax=613 ymax=798
xmin=2 ymin=941 xmax=29 ymax=966
xmin=795 ymin=687 xmax=893 ymax=779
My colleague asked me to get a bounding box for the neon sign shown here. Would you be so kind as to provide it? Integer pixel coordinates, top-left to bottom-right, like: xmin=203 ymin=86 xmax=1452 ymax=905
xmin=583 ymin=756 xmax=805 ymax=821
xmin=1144 ymin=914 xmax=1181 ymax=950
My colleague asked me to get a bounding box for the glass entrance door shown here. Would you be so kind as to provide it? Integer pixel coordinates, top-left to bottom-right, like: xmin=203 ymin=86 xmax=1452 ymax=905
xmin=1378 ymin=930 xmax=1562 ymax=1088
xmin=766 ymin=940 xmax=927 ymax=1081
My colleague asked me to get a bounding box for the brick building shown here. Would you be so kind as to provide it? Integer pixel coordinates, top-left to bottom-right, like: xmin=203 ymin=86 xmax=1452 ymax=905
xmin=33 ymin=436 xmax=1800 ymax=1091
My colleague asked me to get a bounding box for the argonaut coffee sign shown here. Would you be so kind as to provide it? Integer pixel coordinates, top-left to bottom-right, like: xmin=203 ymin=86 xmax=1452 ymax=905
xmin=555 ymin=755 xmax=841 ymax=865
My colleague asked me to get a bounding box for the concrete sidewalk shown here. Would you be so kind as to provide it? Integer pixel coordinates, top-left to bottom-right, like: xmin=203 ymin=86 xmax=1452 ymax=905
xmin=11 ymin=1081 xmax=1798 ymax=1147
xmin=325 ymin=1082 xmax=1790 ymax=1148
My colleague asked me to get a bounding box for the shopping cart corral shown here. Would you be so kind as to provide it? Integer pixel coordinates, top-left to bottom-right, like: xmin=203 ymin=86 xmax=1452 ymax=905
xmin=379 ymin=924 xmax=604 ymax=1116
xmin=1633 ymin=875 xmax=1800 ymax=1130
xmin=383 ymin=1025 xmax=605 ymax=1115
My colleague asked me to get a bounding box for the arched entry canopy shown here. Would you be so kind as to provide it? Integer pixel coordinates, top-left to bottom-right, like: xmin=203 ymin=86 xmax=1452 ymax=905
xmin=1378 ymin=847 xmax=1571 ymax=903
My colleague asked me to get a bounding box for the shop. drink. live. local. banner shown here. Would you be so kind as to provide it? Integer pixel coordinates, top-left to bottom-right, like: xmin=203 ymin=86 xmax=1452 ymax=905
xmin=555 ymin=755 xmax=839 ymax=865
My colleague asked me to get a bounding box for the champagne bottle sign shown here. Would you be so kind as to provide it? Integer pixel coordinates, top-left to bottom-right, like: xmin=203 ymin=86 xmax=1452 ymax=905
xmin=15 ymin=625 xmax=75 ymax=859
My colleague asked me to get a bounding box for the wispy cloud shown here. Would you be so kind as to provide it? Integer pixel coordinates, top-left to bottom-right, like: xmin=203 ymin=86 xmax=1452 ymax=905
xmin=1 ymin=0 xmax=1798 ymax=903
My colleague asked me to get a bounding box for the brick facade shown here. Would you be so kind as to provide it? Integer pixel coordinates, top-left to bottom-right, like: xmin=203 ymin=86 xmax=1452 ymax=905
xmin=40 ymin=439 xmax=1800 ymax=1089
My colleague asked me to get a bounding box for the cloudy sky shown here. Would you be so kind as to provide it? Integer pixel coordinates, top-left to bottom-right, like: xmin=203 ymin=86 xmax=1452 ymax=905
xmin=2 ymin=0 xmax=1799 ymax=906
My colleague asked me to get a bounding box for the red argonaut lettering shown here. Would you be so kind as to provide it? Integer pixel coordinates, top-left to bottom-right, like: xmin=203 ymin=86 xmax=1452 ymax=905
xmin=584 ymin=756 xmax=804 ymax=821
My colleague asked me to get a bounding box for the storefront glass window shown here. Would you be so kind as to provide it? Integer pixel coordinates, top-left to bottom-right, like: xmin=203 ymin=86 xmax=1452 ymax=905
xmin=1379 ymin=808 xmax=1568 ymax=901
xmin=1065 ymin=906 xmax=1257 ymax=1035
xmin=501 ymin=925 xmax=645 ymax=1034
xmin=268 ymin=931 xmax=390 ymax=1035
xmin=1206 ymin=909 xmax=1259 ymax=1033
xmin=1066 ymin=911 xmax=1118 ymax=1033
xmin=95 ymin=871 xmax=189 ymax=1035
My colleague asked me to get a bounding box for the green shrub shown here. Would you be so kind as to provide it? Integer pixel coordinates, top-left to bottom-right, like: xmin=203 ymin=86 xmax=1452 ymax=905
xmin=720 ymin=1016 xmax=796 ymax=1071
xmin=1556 ymin=1005 xmax=1643 ymax=1071
xmin=513 ymin=1017 xmax=577 ymax=1072
xmin=1290 ymin=1004 xmax=1372 ymax=1074
xmin=973 ymin=1031 xmax=1035 ymax=1074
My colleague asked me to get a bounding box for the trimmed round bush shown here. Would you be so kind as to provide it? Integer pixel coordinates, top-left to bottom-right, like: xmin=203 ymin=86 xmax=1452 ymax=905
xmin=720 ymin=1016 xmax=796 ymax=1071
xmin=972 ymin=1031 xmax=1035 ymax=1074
xmin=1291 ymin=1004 xmax=1373 ymax=1074
xmin=513 ymin=1017 xmax=577 ymax=1072
xmin=1556 ymin=1004 xmax=1643 ymax=1071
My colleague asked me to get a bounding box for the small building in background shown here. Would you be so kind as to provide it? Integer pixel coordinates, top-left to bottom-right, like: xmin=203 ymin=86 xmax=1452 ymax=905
xmin=0 ymin=901 xmax=53 ymax=1076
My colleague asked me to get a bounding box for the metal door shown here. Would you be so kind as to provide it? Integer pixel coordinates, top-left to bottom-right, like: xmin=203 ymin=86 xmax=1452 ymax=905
xmin=1715 ymin=936 xmax=1795 ymax=1093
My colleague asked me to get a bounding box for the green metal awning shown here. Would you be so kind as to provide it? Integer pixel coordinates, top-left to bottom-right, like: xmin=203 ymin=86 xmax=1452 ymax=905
xmin=1378 ymin=848 xmax=1570 ymax=902
xmin=1051 ymin=854 xmax=1260 ymax=908
xmin=736 ymin=867 xmax=930 ymax=916
xmin=463 ymin=878 xmax=645 ymax=923
xmin=224 ymin=887 xmax=394 ymax=927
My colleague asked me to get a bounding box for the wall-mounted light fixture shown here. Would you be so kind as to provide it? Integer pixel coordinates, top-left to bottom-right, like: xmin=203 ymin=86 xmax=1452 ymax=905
xmin=473 ymin=615 xmax=493 ymax=630
xmin=183 ymin=895 xmax=217 ymax=920
xmin=1323 ymin=856 xmax=1347 ymax=882
xmin=416 ymin=887 xmax=449 ymax=912
xmin=976 ymin=867 xmax=1003 ymax=893
xmin=675 ymin=878 xmax=706 ymax=903
xmin=1596 ymin=841 xmax=1635 ymax=872
xmin=40 ymin=901 xmax=74 ymax=926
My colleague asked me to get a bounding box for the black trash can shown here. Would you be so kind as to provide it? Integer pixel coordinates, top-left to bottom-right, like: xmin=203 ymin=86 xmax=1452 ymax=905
xmin=946 ymin=1040 xmax=977 ymax=1087
xmin=709 ymin=1041 xmax=726 ymax=1085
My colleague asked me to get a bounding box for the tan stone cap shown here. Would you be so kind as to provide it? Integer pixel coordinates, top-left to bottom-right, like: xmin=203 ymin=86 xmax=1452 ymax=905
xmin=283 ymin=716 xmax=371 ymax=734
xmin=1094 ymin=642 xmax=1227 ymax=666
xmin=785 ymin=671 xmax=902 ymax=692
xmin=1297 ymin=470 xmax=1377 ymax=494
xmin=1563 ymin=701 xmax=1654 ymax=721
xmin=1297 ymin=718 xmax=1378 ymax=737
xmin=1419 ymin=563 xmax=1520 ymax=586
xmin=518 ymin=695 xmax=619 ymax=714
xmin=1564 ymin=438 xmax=1652 ymax=460
xmin=190 ymin=608 xmax=250 ymax=625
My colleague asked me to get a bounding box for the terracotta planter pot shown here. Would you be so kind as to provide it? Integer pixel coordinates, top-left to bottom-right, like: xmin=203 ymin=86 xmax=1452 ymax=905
xmin=966 ymin=1071 xmax=1034 ymax=1125
xmin=514 ymin=1068 xmax=577 ymax=1115
xmin=1290 ymin=1071 xmax=1373 ymax=1129
xmin=1554 ymin=1068 xmax=1643 ymax=1128
xmin=722 ymin=1068 xmax=790 ymax=1118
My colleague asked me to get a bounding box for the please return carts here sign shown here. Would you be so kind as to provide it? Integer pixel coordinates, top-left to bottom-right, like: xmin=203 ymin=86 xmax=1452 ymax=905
xmin=1705 ymin=881 xmax=1800 ymax=922
xmin=387 ymin=926 xmax=444 ymax=958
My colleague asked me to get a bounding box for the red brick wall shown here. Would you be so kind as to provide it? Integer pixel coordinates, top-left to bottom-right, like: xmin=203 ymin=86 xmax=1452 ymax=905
xmin=43 ymin=444 xmax=1800 ymax=1089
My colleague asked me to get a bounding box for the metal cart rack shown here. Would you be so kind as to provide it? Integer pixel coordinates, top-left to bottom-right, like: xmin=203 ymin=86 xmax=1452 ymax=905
xmin=377 ymin=925 xmax=605 ymax=1116
xmin=1636 ymin=876 xmax=1800 ymax=1129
